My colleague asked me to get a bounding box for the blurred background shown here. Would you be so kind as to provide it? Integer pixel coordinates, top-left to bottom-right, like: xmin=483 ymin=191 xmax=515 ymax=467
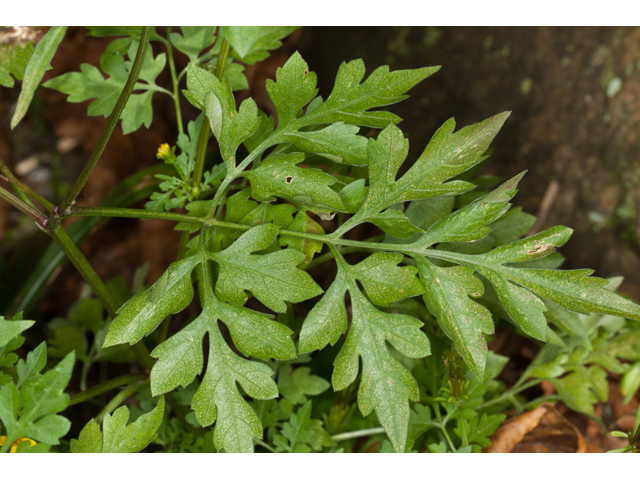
xmin=2 ymin=26 xmax=640 ymax=315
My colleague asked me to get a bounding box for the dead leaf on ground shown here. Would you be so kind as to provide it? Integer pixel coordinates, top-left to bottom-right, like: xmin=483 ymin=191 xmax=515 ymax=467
xmin=485 ymin=402 xmax=587 ymax=453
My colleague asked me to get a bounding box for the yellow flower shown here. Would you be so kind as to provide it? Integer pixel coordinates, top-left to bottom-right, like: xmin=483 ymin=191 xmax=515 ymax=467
xmin=0 ymin=436 xmax=37 ymax=453
xmin=156 ymin=143 xmax=176 ymax=163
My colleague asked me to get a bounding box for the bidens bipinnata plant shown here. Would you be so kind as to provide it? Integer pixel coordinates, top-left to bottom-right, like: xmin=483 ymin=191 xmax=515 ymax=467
xmin=1 ymin=26 xmax=640 ymax=453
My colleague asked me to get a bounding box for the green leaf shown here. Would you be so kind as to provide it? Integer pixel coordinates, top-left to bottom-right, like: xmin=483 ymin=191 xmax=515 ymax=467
xmin=0 ymin=315 xmax=34 ymax=348
xmin=104 ymin=256 xmax=199 ymax=347
xmin=417 ymin=258 xmax=493 ymax=379
xmin=274 ymin=400 xmax=315 ymax=452
xmin=170 ymin=26 xmax=216 ymax=63
xmin=336 ymin=286 xmax=429 ymax=452
xmin=16 ymin=342 xmax=47 ymax=389
xmin=43 ymin=38 xmax=166 ymax=134
xmin=266 ymin=52 xmax=319 ymax=126
xmin=280 ymin=122 xmax=369 ymax=166
xmin=414 ymin=172 xmax=525 ymax=248
xmin=366 ymin=209 xmax=424 ymax=239
xmin=11 ymin=26 xmax=66 ymax=128
xmin=338 ymin=179 xmax=368 ymax=214
xmin=413 ymin=226 xmax=640 ymax=360
xmin=378 ymin=113 xmax=508 ymax=204
xmin=224 ymin=27 xmax=299 ymax=64
xmin=0 ymin=352 xmax=74 ymax=450
xmin=0 ymin=41 xmax=34 ymax=88
xmin=69 ymin=418 xmax=102 ymax=453
xmin=552 ymin=369 xmax=598 ymax=416
xmin=71 ymin=398 xmax=164 ymax=453
xmin=243 ymin=152 xmax=346 ymax=213
xmin=463 ymin=413 xmax=507 ymax=448
xmin=208 ymin=223 xmax=323 ymax=313
xmin=186 ymin=64 xmax=260 ymax=167
xmin=301 ymin=252 xmax=430 ymax=453
xmin=305 ymin=59 xmax=440 ymax=128
xmin=298 ymin=268 xmax=349 ymax=354
xmin=384 ymin=196 xmax=455 ymax=244
xmin=147 ymin=236 xmax=291 ymax=453
xmin=151 ymin=280 xmax=295 ymax=396
xmin=351 ymin=252 xmax=423 ymax=307
xmin=278 ymin=364 xmax=330 ymax=405
xmin=621 ymin=361 xmax=640 ymax=404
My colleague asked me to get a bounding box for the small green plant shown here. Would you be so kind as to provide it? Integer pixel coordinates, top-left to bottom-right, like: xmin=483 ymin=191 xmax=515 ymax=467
xmin=1 ymin=26 xmax=639 ymax=453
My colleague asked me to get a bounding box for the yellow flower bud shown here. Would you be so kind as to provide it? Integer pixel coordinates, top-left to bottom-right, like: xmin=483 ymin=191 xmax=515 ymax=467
xmin=0 ymin=435 xmax=37 ymax=453
xmin=157 ymin=143 xmax=176 ymax=163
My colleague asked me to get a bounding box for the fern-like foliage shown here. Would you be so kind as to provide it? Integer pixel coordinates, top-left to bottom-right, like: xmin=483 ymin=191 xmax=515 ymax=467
xmin=100 ymin=38 xmax=640 ymax=453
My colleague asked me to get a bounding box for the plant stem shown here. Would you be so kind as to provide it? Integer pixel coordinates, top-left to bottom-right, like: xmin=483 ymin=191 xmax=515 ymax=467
xmin=253 ymin=438 xmax=277 ymax=453
xmin=58 ymin=26 xmax=152 ymax=215
xmin=331 ymin=427 xmax=386 ymax=442
xmin=0 ymin=158 xmax=54 ymax=212
xmin=48 ymin=222 xmax=119 ymax=315
xmin=69 ymin=374 xmax=147 ymax=407
xmin=95 ymin=379 xmax=150 ymax=423
xmin=477 ymin=378 xmax=543 ymax=411
xmin=0 ymin=186 xmax=48 ymax=229
xmin=47 ymin=221 xmax=155 ymax=372
xmin=190 ymin=36 xmax=230 ymax=196
xmin=165 ymin=26 xmax=183 ymax=136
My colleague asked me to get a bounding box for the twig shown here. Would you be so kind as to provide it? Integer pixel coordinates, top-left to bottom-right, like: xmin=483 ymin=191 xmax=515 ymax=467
xmin=528 ymin=179 xmax=561 ymax=236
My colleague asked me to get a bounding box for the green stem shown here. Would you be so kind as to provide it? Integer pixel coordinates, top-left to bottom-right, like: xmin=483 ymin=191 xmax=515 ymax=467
xmin=48 ymin=221 xmax=155 ymax=372
xmin=165 ymin=26 xmax=183 ymax=136
xmin=58 ymin=26 xmax=152 ymax=215
xmin=0 ymin=158 xmax=54 ymax=212
xmin=253 ymin=438 xmax=277 ymax=453
xmin=439 ymin=426 xmax=456 ymax=452
xmin=331 ymin=427 xmax=386 ymax=442
xmin=477 ymin=379 xmax=543 ymax=411
xmin=0 ymin=186 xmax=48 ymax=229
xmin=69 ymin=374 xmax=147 ymax=407
xmin=163 ymin=32 xmax=230 ymax=341
xmin=305 ymin=235 xmax=385 ymax=269
xmin=65 ymin=206 xmax=518 ymax=274
xmin=49 ymin=222 xmax=119 ymax=315
xmin=95 ymin=379 xmax=150 ymax=423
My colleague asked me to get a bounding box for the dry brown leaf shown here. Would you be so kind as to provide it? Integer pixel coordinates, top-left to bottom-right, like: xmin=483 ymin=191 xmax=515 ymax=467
xmin=485 ymin=402 xmax=587 ymax=453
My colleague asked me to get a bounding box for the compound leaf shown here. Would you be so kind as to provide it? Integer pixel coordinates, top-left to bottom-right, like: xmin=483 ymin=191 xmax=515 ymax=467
xmin=71 ymin=398 xmax=164 ymax=453
xmin=0 ymin=352 xmax=74 ymax=450
xmin=43 ymin=37 xmax=166 ymax=134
